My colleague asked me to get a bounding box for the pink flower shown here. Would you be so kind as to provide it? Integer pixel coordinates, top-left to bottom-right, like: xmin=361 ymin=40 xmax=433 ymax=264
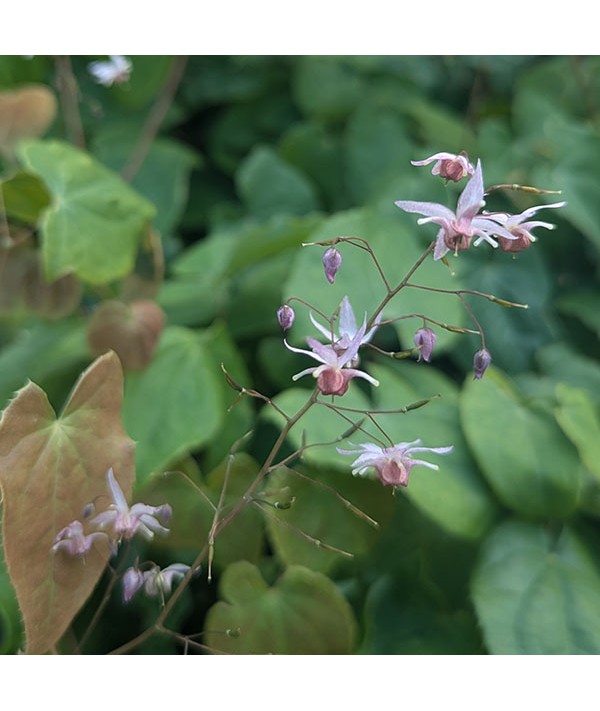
xmin=285 ymin=318 xmax=379 ymax=396
xmin=88 ymin=55 xmax=132 ymax=87
xmin=395 ymin=160 xmax=517 ymax=260
xmin=91 ymin=468 xmax=172 ymax=542
xmin=411 ymin=152 xmax=475 ymax=182
xmin=51 ymin=520 xmax=110 ymax=558
xmin=309 ymin=296 xmax=382 ymax=363
xmin=483 ymin=201 xmax=566 ymax=253
xmin=123 ymin=563 xmax=191 ymax=603
xmin=337 ymin=440 xmax=453 ymax=488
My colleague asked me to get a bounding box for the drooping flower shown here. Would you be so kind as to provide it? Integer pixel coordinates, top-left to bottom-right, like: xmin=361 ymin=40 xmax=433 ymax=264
xmin=51 ymin=520 xmax=110 ymax=558
xmin=285 ymin=318 xmax=379 ymax=396
xmin=337 ymin=440 xmax=453 ymax=488
xmin=473 ymin=348 xmax=492 ymax=380
xmin=322 ymin=247 xmax=342 ymax=284
xmin=123 ymin=563 xmax=191 ymax=603
xmin=91 ymin=468 xmax=172 ymax=542
xmin=395 ymin=160 xmax=517 ymax=260
xmin=483 ymin=201 xmax=566 ymax=253
xmin=414 ymin=327 xmax=437 ymax=362
xmin=309 ymin=296 xmax=382 ymax=361
xmin=277 ymin=304 xmax=295 ymax=331
xmin=411 ymin=152 xmax=475 ymax=182
xmin=88 ymin=55 xmax=132 ymax=87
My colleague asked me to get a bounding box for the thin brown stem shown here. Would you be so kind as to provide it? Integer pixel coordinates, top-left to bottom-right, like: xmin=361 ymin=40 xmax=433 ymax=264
xmin=121 ymin=56 xmax=189 ymax=182
xmin=54 ymin=56 xmax=86 ymax=149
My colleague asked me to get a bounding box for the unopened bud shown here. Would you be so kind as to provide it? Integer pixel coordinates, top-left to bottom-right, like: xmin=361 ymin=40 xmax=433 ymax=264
xmin=277 ymin=304 xmax=295 ymax=330
xmin=323 ymin=247 xmax=342 ymax=284
xmin=414 ymin=327 xmax=437 ymax=363
xmin=473 ymin=348 xmax=492 ymax=380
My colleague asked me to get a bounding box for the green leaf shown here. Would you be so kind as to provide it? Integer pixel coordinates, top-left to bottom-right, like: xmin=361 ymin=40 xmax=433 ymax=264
xmin=343 ymin=105 xmax=412 ymax=202
xmin=236 ymin=146 xmax=320 ymax=219
xmin=556 ymin=289 xmax=600 ymax=340
xmin=537 ymin=342 xmax=600 ymax=405
xmin=204 ymin=561 xmax=357 ymax=653
xmin=93 ymin=133 xmax=199 ymax=238
xmin=554 ymin=383 xmax=600 ymax=482
xmin=122 ymin=326 xmax=223 ymax=483
xmin=472 ymin=520 xmax=600 ymax=654
xmin=292 ymin=56 xmax=362 ymax=122
xmin=370 ymin=362 xmax=498 ymax=539
xmin=0 ymin=171 xmax=50 ymax=223
xmin=0 ymin=352 xmax=135 ymax=654
xmin=17 ymin=139 xmax=155 ymax=284
xmin=261 ymin=464 xmax=394 ymax=574
xmin=460 ymin=368 xmax=582 ymax=518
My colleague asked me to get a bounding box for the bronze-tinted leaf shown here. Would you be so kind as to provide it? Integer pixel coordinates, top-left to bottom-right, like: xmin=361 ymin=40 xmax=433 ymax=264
xmin=0 ymin=85 xmax=57 ymax=153
xmin=87 ymin=299 xmax=166 ymax=371
xmin=0 ymin=352 xmax=135 ymax=654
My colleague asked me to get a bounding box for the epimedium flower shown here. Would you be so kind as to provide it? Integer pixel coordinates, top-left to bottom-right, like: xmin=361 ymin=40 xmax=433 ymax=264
xmin=483 ymin=201 xmax=566 ymax=253
xmin=285 ymin=318 xmax=379 ymax=396
xmin=123 ymin=563 xmax=191 ymax=603
xmin=51 ymin=520 xmax=110 ymax=558
xmin=88 ymin=55 xmax=132 ymax=87
xmin=414 ymin=327 xmax=437 ymax=362
xmin=337 ymin=440 xmax=453 ymax=488
xmin=91 ymin=468 xmax=172 ymax=542
xmin=411 ymin=152 xmax=475 ymax=182
xmin=395 ymin=160 xmax=518 ymax=260
xmin=309 ymin=296 xmax=382 ymax=361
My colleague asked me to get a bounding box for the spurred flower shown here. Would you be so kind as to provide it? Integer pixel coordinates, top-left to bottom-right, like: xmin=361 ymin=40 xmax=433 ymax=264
xmin=51 ymin=520 xmax=110 ymax=558
xmin=285 ymin=318 xmax=379 ymax=396
xmin=473 ymin=348 xmax=492 ymax=379
xmin=309 ymin=296 xmax=382 ymax=362
xmin=337 ymin=439 xmax=453 ymax=488
xmin=122 ymin=563 xmax=191 ymax=603
xmin=91 ymin=468 xmax=172 ymax=542
xmin=411 ymin=152 xmax=475 ymax=182
xmin=483 ymin=201 xmax=566 ymax=253
xmin=88 ymin=55 xmax=132 ymax=86
xmin=322 ymin=247 xmax=342 ymax=284
xmin=414 ymin=327 xmax=437 ymax=362
xmin=395 ymin=160 xmax=517 ymax=260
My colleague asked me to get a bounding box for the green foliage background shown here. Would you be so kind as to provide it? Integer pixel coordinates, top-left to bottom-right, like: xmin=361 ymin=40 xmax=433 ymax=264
xmin=2 ymin=55 xmax=600 ymax=654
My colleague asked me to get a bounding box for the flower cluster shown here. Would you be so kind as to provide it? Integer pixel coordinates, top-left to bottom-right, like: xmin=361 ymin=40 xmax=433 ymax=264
xmin=51 ymin=468 xmax=188 ymax=603
xmin=396 ymin=153 xmax=566 ymax=260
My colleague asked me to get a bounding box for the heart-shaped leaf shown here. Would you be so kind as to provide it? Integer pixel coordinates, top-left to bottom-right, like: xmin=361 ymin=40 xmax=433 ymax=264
xmin=0 ymin=85 xmax=56 ymax=152
xmin=204 ymin=561 xmax=357 ymax=654
xmin=0 ymin=352 xmax=135 ymax=654
xmin=17 ymin=139 xmax=156 ymax=285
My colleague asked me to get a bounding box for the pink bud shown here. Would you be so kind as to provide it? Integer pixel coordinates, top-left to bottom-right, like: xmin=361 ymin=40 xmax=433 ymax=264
xmin=277 ymin=304 xmax=295 ymax=330
xmin=122 ymin=567 xmax=145 ymax=603
xmin=473 ymin=348 xmax=492 ymax=379
xmin=322 ymin=247 xmax=342 ymax=284
xmin=414 ymin=327 xmax=437 ymax=363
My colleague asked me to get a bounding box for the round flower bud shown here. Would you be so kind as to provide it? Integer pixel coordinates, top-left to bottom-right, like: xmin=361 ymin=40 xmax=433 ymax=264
xmin=414 ymin=327 xmax=437 ymax=363
xmin=322 ymin=247 xmax=342 ymax=284
xmin=473 ymin=348 xmax=492 ymax=380
xmin=277 ymin=304 xmax=295 ymax=331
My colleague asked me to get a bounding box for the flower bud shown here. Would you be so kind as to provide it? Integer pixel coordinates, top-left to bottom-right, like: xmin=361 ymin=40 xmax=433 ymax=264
xmin=122 ymin=567 xmax=145 ymax=603
xmin=323 ymin=247 xmax=342 ymax=284
xmin=473 ymin=348 xmax=492 ymax=380
xmin=277 ymin=304 xmax=295 ymax=330
xmin=414 ymin=327 xmax=437 ymax=363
